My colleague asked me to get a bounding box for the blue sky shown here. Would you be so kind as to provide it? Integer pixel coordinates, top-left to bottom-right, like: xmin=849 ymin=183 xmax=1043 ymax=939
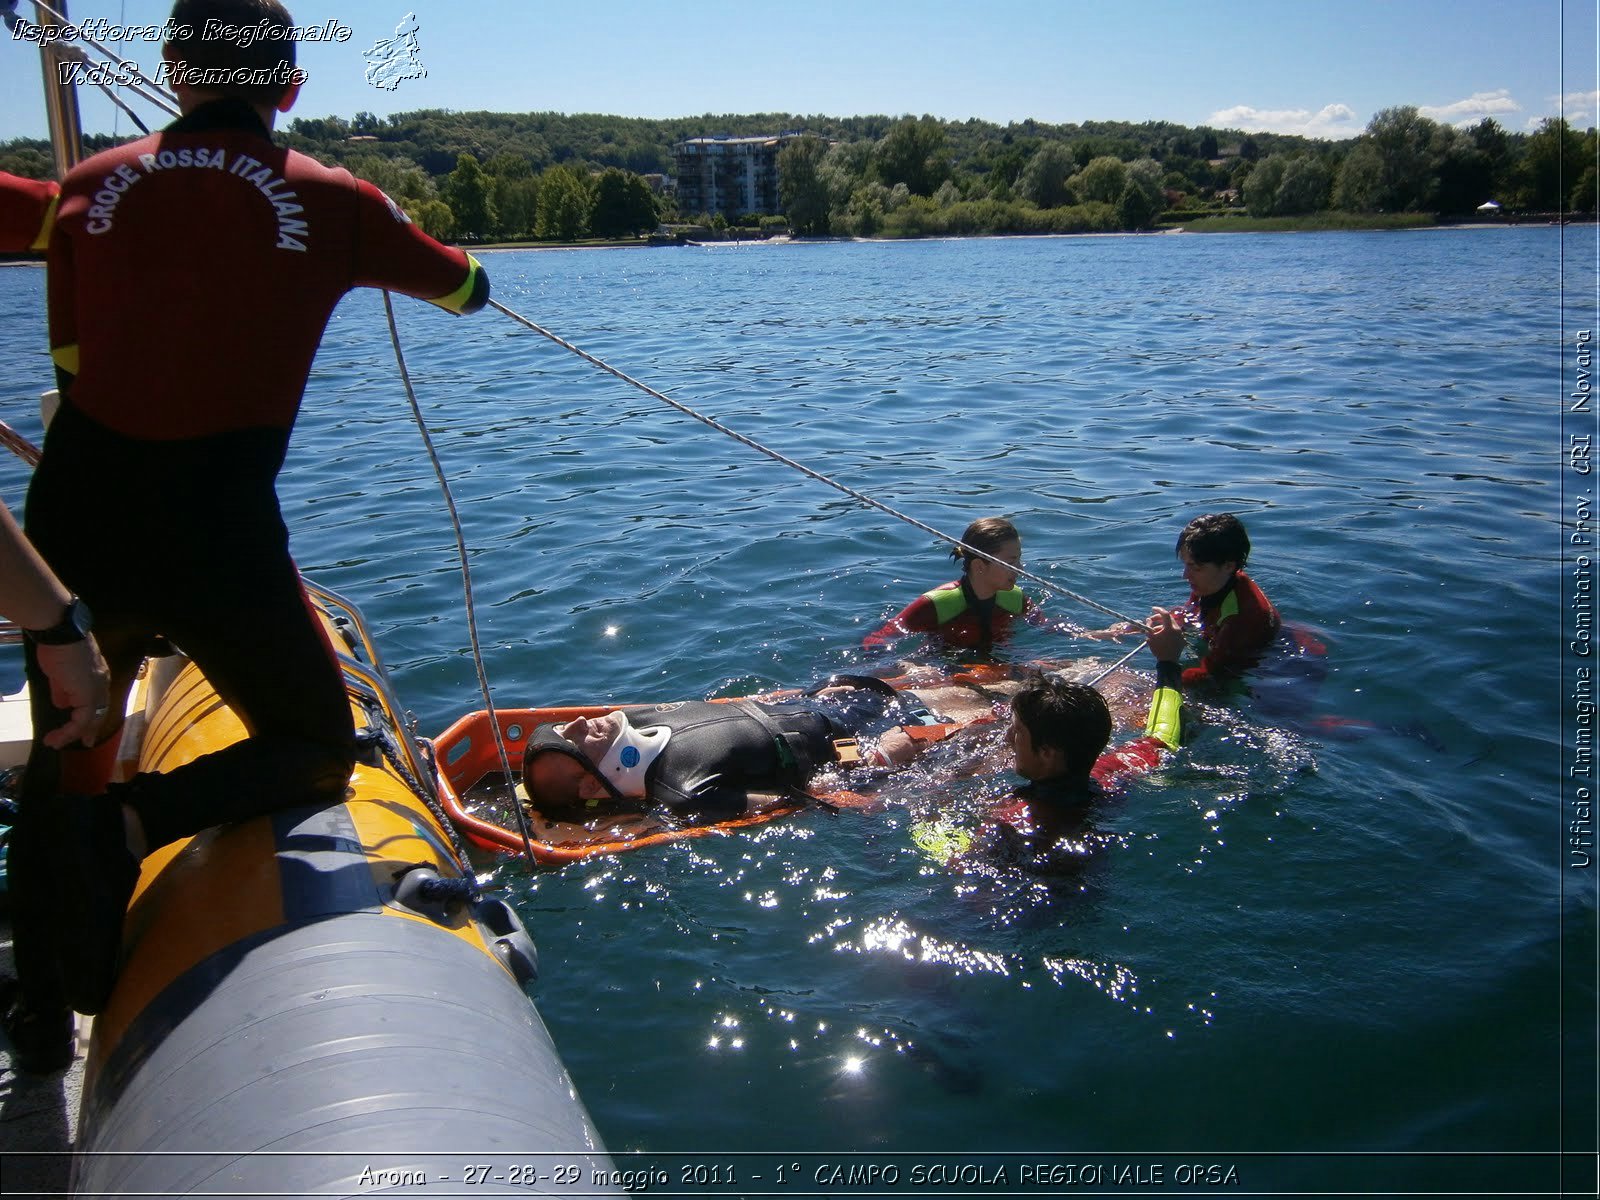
xmin=2 ymin=0 xmax=1596 ymax=144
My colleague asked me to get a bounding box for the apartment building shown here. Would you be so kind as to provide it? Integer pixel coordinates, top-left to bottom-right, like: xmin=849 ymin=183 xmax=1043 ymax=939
xmin=673 ymin=133 xmax=802 ymax=219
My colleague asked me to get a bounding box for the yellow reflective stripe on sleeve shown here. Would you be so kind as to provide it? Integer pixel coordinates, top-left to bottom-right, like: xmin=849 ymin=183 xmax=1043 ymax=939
xmin=51 ymin=343 xmax=79 ymax=376
xmin=1143 ymin=685 xmax=1183 ymax=750
xmin=29 ymin=193 xmax=59 ymax=252
xmin=428 ymin=253 xmax=484 ymax=314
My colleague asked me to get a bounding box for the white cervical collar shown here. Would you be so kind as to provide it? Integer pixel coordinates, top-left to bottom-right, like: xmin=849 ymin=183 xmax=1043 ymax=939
xmin=595 ymin=712 xmax=672 ymax=799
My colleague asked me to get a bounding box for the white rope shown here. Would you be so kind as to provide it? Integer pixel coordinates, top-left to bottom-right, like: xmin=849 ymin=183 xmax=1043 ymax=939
xmin=1085 ymin=640 xmax=1145 ymax=686
xmin=487 ymin=298 xmax=1150 ymax=632
xmin=382 ymin=292 xmax=539 ymax=864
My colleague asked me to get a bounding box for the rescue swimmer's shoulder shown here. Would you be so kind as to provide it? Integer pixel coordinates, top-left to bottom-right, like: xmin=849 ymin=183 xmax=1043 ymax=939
xmin=61 ymin=136 xmax=357 ymax=199
xmin=64 ymin=134 xmax=159 ymax=185
xmin=54 ymin=136 xmax=369 ymax=249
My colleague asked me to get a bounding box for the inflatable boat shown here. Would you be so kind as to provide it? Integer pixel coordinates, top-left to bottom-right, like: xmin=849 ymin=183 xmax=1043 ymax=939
xmin=56 ymin=582 xmax=619 ymax=1196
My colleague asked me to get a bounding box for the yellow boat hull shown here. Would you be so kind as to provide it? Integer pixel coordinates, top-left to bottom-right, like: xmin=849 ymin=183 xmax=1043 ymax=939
xmin=72 ymin=584 xmax=617 ymax=1197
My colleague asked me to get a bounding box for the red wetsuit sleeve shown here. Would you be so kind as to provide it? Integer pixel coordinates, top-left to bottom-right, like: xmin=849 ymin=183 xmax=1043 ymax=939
xmin=1088 ymin=735 xmax=1168 ymax=789
xmin=0 ymin=173 xmax=58 ymax=254
xmin=350 ymin=180 xmax=488 ymax=313
xmin=1182 ymin=573 xmax=1280 ymax=688
xmin=863 ymin=593 xmax=939 ymax=648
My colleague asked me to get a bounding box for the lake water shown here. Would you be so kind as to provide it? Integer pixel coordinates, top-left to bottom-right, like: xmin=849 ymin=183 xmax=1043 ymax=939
xmin=0 ymin=227 xmax=1591 ymax=1196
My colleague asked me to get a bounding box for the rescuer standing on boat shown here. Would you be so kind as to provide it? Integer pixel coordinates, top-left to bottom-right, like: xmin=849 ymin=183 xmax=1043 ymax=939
xmin=5 ymin=0 xmax=490 ymax=1069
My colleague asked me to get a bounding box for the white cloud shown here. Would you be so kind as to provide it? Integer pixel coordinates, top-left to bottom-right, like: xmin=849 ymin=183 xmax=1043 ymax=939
xmin=1418 ymin=89 xmax=1522 ymax=126
xmin=1541 ymin=89 xmax=1600 ymax=128
xmin=1206 ymin=103 xmax=1363 ymax=139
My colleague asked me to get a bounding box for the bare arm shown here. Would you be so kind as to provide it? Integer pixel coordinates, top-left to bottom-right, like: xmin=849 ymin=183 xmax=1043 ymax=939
xmin=0 ymin=502 xmax=110 ymax=748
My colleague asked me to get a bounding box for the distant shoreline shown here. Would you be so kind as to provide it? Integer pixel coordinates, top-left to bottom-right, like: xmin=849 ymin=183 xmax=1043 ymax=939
xmin=467 ymin=215 xmax=1585 ymax=253
xmin=4 ymin=217 xmax=1584 ymax=268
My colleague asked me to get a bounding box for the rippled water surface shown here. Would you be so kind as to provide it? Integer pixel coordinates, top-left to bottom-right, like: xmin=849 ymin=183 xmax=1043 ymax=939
xmin=0 ymin=228 xmax=1588 ymax=1193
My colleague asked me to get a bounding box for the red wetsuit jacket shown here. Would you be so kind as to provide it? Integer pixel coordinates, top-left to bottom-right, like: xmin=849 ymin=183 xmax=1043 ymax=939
xmin=864 ymin=577 xmax=1032 ymax=650
xmin=1182 ymin=569 xmax=1280 ymax=688
xmin=46 ymin=98 xmax=487 ymax=439
xmin=0 ymin=171 xmax=59 ymax=253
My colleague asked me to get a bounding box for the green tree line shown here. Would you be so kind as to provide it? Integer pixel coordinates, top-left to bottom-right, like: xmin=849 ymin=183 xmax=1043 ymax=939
xmin=773 ymin=107 xmax=1595 ymax=237
xmin=3 ymin=104 xmax=1593 ymax=243
xmin=347 ymin=149 xmax=660 ymax=242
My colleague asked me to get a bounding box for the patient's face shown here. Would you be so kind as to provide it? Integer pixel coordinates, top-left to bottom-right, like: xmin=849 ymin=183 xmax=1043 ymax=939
xmin=556 ymin=712 xmax=624 ymax=762
xmin=528 ymin=713 xmax=626 ymax=805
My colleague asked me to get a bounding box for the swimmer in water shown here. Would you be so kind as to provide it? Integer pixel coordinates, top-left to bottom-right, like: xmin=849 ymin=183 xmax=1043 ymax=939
xmin=1094 ymin=513 xmax=1292 ymax=691
xmin=864 ymin=517 xmax=1081 ymax=654
xmin=913 ymin=612 xmax=1187 ymax=868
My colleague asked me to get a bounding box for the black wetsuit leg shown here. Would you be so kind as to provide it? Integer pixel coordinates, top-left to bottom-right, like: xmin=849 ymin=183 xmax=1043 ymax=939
xmin=19 ymin=405 xmax=356 ymax=857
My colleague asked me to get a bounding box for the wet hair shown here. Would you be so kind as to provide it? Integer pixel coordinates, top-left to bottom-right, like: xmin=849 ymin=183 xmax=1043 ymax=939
xmin=1011 ymin=673 xmax=1112 ymax=780
xmin=1175 ymin=512 xmax=1251 ymax=568
xmin=522 ymin=750 xmax=591 ymax=824
xmin=952 ymin=516 xmax=1020 ymax=574
xmin=166 ymin=0 xmax=301 ymax=105
xmin=521 ymin=724 xmax=617 ymax=823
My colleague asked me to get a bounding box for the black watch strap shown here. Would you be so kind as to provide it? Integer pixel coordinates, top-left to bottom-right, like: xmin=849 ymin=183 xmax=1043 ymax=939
xmin=25 ymin=595 xmax=93 ymax=645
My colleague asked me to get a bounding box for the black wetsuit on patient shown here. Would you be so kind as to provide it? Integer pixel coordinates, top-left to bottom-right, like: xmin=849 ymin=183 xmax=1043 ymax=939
xmin=594 ymin=686 xmax=913 ymax=816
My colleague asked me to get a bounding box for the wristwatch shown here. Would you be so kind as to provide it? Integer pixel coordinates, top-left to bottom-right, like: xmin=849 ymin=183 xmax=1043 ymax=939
xmin=24 ymin=595 xmax=93 ymax=645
